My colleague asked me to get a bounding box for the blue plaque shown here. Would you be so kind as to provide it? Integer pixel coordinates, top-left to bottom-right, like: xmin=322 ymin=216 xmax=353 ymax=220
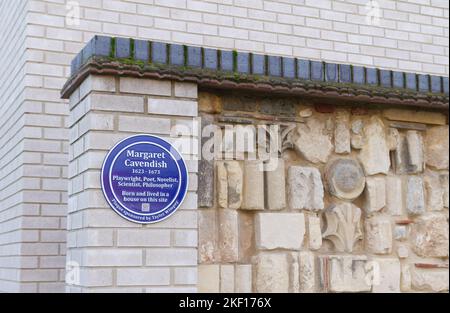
xmin=101 ymin=134 xmax=188 ymax=224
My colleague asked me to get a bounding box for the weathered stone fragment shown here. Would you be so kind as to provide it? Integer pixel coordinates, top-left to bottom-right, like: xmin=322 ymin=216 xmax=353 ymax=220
xmin=358 ymin=116 xmax=390 ymax=175
xmin=411 ymin=213 xmax=449 ymax=258
xmin=299 ymin=251 xmax=316 ymax=292
xmin=325 ymin=158 xmax=365 ymax=200
xmin=322 ymin=203 xmax=363 ymax=253
xmin=242 ymin=160 xmax=264 ymax=210
xmin=293 ymin=118 xmax=333 ymax=163
xmin=288 ymin=166 xmax=324 ymax=211
xmin=308 ymin=215 xmax=322 ymax=251
xmin=365 ymin=215 xmax=393 ymax=255
xmin=198 ymin=210 xmax=218 ymax=263
xmin=289 ymin=254 xmax=300 ymax=293
xmin=335 ymin=111 xmax=351 ymax=154
xmin=217 ymin=161 xmax=243 ymax=209
xmin=199 ymin=92 xmax=222 ymax=113
xmin=351 ymin=134 xmax=364 ymax=149
xmin=265 ymin=159 xmax=286 ymax=210
xmin=255 ymin=213 xmax=305 ymax=250
xmin=424 ymin=170 xmax=444 ymax=211
xmin=394 ymin=130 xmax=424 ymax=174
xmin=371 ymin=258 xmax=401 ymax=293
xmin=319 ymin=255 xmax=371 ymax=292
xmin=198 ymin=265 xmax=220 ymax=293
xmin=406 ymin=130 xmax=424 ymax=172
xmin=397 ymin=245 xmax=409 ymax=259
xmin=401 ymin=264 xmax=412 ymax=292
xmin=218 ymin=210 xmax=239 ymax=262
xmin=238 ymin=212 xmax=254 ymax=263
xmin=235 ymin=265 xmax=252 ymax=293
xmin=411 ymin=268 xmax=449 ymax=292
xmin=386 ymin=176 xmax=403 ymax=216
xmin=387 ymin=128 xmax=399 ymax=151
xmin=425 ymin=125 xmax=449 ymax=170
xmin=406 ymin=176 xmax=425 ymax=215
xmin=394 ymin=225 xmax=408 ymax=241
xmin=254 ymin=253 xmax=289 ymax=293
xmin=364 ymin=177 xmax=386 ymax=214
xmin=220 ymin=265 xmax=234 ymax=293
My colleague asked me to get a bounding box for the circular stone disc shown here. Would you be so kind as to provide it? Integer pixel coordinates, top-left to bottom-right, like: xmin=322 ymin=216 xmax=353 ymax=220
xmin=326 ymin=158 xmax=366 ymax=200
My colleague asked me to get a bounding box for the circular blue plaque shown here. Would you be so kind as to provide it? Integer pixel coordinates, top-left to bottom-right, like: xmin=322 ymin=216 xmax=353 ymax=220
xmin=101 ymin=134 xmax=188 ymax=224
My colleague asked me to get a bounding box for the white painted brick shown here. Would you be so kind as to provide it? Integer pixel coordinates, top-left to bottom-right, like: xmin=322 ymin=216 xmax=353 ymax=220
xmin=88 ymin=94 xmax=144 ymax=113
xmin=173 ymin=229 xmax=198 ymax=247
xmin=146 ymin=248 xmax=197 ymax=266
xmin=118 ymin=115 xmax=171 ymax=134
xmin=174 ymin=267 xmax=197 ymax=285
xmin=79 ymin=268 xmax=113 ymax=287
xmin=119 ymin=77 xmax=171 ymax=96
xmin=82 ymin=249 xmax=142 ymax=267
xmin=174 ymin=82 xmax=198 ymax=99
xmin=117 ymin=229 xmax=171 ymax=247
xmin=148 ymin=99 xmax=198 ymax=117
xmin=117 ymin=268 xmax=170 ymax=286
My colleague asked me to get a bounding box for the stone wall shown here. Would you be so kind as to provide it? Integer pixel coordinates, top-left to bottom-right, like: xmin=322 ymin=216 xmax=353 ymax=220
xmin=66 ymin=75 xmax=199 ymax=292
xmin=197 ymin=91 xmax=449 ymax=293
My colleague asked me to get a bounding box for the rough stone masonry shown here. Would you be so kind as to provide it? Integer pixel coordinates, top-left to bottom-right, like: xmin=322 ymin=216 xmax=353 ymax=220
xmin=197 ymin=95 xmax=449 ymax=293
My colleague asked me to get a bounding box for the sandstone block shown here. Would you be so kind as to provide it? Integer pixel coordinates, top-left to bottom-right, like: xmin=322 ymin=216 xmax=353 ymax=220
xmin=364 ymin=177 xmax=386 ymax=214
xmin=401 ymin=264 xmax=412 ymax=292
xmin=288 ymin=166 xmax=324 ymax=211
xmin=397 ymin=245 xmax=409 ymax=259
xmin=255 ymin=213 xmax=305 ymax=250
xmin=299 ymin=251 xmax=316 ymax=293
xmin=412 ymin=268 xmax=449 ymax=292
xmin=406 ymin=176 xmax=425 ymax=215
xmin=358 ymin=116 xmax=390 ymax=175
xmin=238 ymin=212 xmax=254 ymax=262
xmin=235 ymin=265 xmax=252 ymax=293
xmin=218 ymin=210 xmax=239 ymax=262
xmin=265 ymin=159 xmax=286 ymax=210
xmin=217 ymin=161 xmax=243 ymax=209
xmin=386 ymin=176 xmax=403 ymax=216
xmin=371 ymin=258 xmax=401 ymax=293
xmin=308 ymin=215 xmax=322 ymax=251
xmin=242 ymin=161 xmax=265 ymax=210
xmin=254 ymin=253 xmax=289 ymax=293
xmin=365 ymin=215 xmax=393 ymax=255
xmin=198 ymin=92 xmax=222 ymax=113
xmin=198 ymin=210 xmax=218 ymax=264
xmin=425 ymin=170 xmax=445 ymax=211
xmin=198 ymin=265 xmax=220 ymax=293
xmin=425 ymin=125 xmax=449 ymax=170
xmin=293 ymin=118 xmax=333 ymax=163
xmin=220 ymin=265 xmax=234 ymax=293
xmin=411 ymin=213 xmax=449 ymax=258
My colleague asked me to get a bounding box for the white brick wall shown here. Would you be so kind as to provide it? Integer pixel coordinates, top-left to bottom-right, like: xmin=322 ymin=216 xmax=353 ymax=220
xmin=66 ymin=76 xmax=198 ymax=292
